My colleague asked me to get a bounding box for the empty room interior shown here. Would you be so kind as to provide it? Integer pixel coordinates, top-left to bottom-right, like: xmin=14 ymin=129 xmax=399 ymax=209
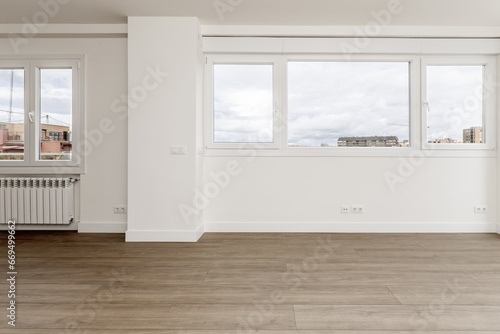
xmin=1 ymin=0 xmax=500 ymax=332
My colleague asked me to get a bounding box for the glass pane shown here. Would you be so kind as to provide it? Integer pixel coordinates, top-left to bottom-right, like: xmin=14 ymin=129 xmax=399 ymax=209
xmin=39 ymin=69 xmax=72 ymax=160
xmin=426 ymin=66 xmax=484 ymax=144
xmin=213 ymin=64 xmax=273 ymax=143
xmin=0 ymin=69 xmax=24 ymax=160
xmin=288 ymin=62 xmax=410 ymax=147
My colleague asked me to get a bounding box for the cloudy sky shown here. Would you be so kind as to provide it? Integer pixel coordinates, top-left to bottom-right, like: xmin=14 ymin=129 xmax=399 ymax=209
xmin=213 ymin=62 xmax=484 ymax=146
xmin=213 ymin=64 xmax=274 ymax=143
xmin=426 ymin=65 xmax=483 ymax=142
xmin=2 ymin=63 xmax=484 ymax=148
xmin=0 ymin=68 xmax=72 ymax=130
xmin=40 ymin=69 xmax=73 ymax=129
xmin=288 ymin=62 xmax=409 ymax=146
xmin=0 ymin=69 xmax=24 ymax=124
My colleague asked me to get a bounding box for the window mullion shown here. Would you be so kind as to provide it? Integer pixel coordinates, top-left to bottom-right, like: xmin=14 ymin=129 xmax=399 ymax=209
xmin=26 ymin=61 xmax=38 ymax=167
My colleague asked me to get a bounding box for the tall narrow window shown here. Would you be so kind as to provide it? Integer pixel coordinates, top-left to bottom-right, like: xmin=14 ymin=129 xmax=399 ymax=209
xmin=213 ymin=64 xmax=274 ymax=144
xmin=287 ymin=62 xmax=410 ymax=148
xmin=0 ymin=69 xmax=25 ymax=160
xmin=39 ymin=68 xmax=73 ymax=161
xmin=426 ymin=65 xmax=484 ymax=144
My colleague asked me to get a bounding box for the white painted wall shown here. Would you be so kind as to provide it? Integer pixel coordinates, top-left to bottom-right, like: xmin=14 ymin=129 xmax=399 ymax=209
xmin=497 ymin=54 xmax=500 ymax=234
xmin=127 ymin=17 xmax=204 ymax=241
xmin=0 ymin=38 xmax=128 ymax=232
xmin=0 ymin=26 xmax=497 ymax=238
xmin=203 ymin=157 xmax=497 ymax=232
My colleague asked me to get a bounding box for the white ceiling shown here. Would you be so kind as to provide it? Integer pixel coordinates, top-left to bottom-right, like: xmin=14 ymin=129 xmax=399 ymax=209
xmin=1 ymin=0 xmax=499 ymax=26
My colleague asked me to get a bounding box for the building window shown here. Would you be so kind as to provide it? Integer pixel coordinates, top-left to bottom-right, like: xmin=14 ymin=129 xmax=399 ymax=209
xmin=0 ymin=57 xmax=83 ymax=170
xmin=287 ymin=61 xmax=410 ymax=148
xmin=422 ymin=57 xmax=494 ymax=150
xmin=205 ymin=56 xmax=281 ymax=149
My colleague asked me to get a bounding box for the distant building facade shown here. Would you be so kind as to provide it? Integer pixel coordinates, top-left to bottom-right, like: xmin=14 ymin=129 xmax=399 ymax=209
xmin=463 ymin=127 xmax=483 ymax=143
xmin=337 ymin=136 xmax=399 ymax=147
xmin=399 ymin=139 xmax=410 ymax=147
xmin=0 ymin=122 xmax=71 ymax=155
xmin=428 ymin=138 xmax=458 ymax=144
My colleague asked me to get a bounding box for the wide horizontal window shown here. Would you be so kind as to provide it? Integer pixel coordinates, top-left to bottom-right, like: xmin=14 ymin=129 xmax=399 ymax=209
xmin=205 ymin=54 xmax=496 ymax=155
xmin=0 ymin=57 xmax=83 ymax=170
xmin=287 ymin=61 xmax=410 ymax=148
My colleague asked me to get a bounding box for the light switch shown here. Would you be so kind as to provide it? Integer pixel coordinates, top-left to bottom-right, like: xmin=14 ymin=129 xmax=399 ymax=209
xmin=170 ymin=147 xmax=186 ymax=155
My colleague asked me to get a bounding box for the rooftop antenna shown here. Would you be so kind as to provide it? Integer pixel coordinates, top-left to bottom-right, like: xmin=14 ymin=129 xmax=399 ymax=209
xmin=8 ymin=70 xmax=13 ymax=123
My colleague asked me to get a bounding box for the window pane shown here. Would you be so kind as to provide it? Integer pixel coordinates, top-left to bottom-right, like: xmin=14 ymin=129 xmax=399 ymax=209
xmin=213 ymin=64 xmax=273 ymax=143
xmin=39 ymin=69 xmax=72 ymax=160
xmin=0 ymin=69 xmax=24 ymax=160
xmin=426 ymin=66 xmax=484 ymax=144
xmin=288 ymin=62 xmax=410 ymax=147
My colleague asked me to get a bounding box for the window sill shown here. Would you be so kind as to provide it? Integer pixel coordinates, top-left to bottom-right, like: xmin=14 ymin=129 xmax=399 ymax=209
xmin=201 ymin=147 xmax=496 ymax=158
xmin=0 ymin=166 xmax=85 ymax=175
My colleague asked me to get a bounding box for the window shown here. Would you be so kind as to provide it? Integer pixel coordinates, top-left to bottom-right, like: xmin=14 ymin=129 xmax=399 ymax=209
xmin=422 ymin=57 xmax=494 ymax=149
xmin=287 ymin=61 xmax=410 ymax=148
xmin=39 ymin=68 xmax=73 ymax=161
xmin=205 ymin=53 xmax=495 ymax=156
xmin=0 ymin=57 xmax=83 ymax=171
xmin=0 ymin=67 xmax=25 ymax=161
xmin=205 ymin=56 xmax=281 ymax=149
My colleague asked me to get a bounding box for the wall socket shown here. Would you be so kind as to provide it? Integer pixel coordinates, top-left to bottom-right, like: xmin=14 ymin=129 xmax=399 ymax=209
xmin=341 ymin=205 xmax=364 ymax=214
xmin=351 ymin=205 xmax=364 ymax=214
xmin=114 ymin=205 xmax=127 ymax=214
xmin=474 ymin=205 xmax=487 ymax=214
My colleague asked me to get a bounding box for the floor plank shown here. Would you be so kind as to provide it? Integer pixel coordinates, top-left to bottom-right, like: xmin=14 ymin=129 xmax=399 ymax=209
xmin=388 ymin=285 xmax=500 ymax=305
xmin=294 ymin=305 xmax=500 ymax=330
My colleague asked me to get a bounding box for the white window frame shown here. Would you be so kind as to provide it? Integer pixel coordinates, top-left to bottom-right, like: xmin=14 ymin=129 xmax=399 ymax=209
xmin=282 ymin=55 xmax=419 ymax=154
xmin=203 ymin=53 xmax=497 ymax=158
xmin=0 ymin=55 xmax=85 ymax=174
xmin=421 ymin=56 xmax=496 ymax=150
xmin=204 ymin=54 xmax=282 ymax=150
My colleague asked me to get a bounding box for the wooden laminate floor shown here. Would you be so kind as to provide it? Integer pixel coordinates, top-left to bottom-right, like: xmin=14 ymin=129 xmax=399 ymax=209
xmin=1 ymin=232 xmax=500 ymax=333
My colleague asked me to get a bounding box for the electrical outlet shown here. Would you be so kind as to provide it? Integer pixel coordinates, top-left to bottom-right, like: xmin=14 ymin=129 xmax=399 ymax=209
xmin=341 ymin=205 xmax=350 ymax=214
xmin=113 ymin=205 xmax=127 ymax=214
xmin=351 ymin=205 xmax=364 ymax=214
xmin=474 ymin=205 xmax=487 ymax=214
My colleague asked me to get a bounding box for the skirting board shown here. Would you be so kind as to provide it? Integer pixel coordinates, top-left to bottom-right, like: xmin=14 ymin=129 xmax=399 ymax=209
xmin=0 ymin=222 xmax=78 ymax=231
xmin=497 ymin=223 xmax=500 ymax=234
xmin=204 ymin=221 xmax=497 ymax=233
xmin=78 ymin=222 xmax=127 ymax=233
xmin=126 ymin=224 xmax=205 ymax=242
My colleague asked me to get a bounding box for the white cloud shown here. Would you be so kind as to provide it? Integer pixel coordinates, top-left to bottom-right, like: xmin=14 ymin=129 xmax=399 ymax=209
xmin=0 ymin=68 xmax=72 ymax=127
xmin=214 ymin=64 xmax=273 ymax=143
xmin=426 ymin=65 xmax=483 ymax=142
xmin=287 ymin=62 xmax=410 ymax=146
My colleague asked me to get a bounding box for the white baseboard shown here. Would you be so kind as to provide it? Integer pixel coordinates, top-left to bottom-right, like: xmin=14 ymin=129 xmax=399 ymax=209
xmin=0 ymin=222 xmax=78 ymax=231
xmin=78 ymin=222 xmax=127 ymax=233
xmin=125 ymin=224 xmax=204 ymax=242
xmin=205 ymin=221 xmax=497 ymax=233
xmin=497 ymin=223 xmax=500 ymax=234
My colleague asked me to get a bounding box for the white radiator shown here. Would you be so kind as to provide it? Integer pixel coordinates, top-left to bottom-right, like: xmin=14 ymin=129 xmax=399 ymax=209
xmin=0 ymin=178 xmax=76 ymax=225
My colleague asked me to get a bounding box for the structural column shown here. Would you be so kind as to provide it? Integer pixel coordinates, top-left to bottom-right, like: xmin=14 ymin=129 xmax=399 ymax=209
xmin=127 ymin=17 xmax=204 ymax=241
